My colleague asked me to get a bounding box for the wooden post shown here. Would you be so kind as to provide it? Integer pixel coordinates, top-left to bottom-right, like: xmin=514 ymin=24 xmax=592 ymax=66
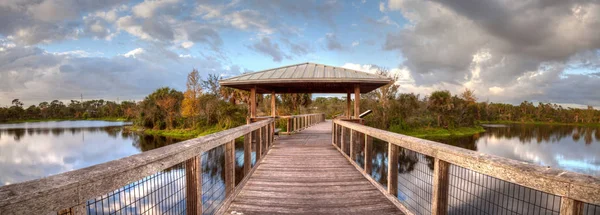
xmin=332 ymin=123 xmax=336 ymax=145
xmin=387 ymin=143 xmax=398 ymax=196
xmin=560 ymin=198 xmax=584 ymax=215
xmin=244 ymin=133 xmax=252 ymax=174
xmin=225 ymin=140 xmax=235 ymax=196
xmin=250 ymin=87 xmax=256 ymax=118
xmin=349 ymin=129 xmax=355 ymax=159
xmin=354 ymin=84 xmax=360 ymax=119
xmin=341 ymin=127 xmax=346 ymax=153
xmin=365 ymin=135 xmax=373 ymax=174
xmin=271 ymin=91 xmax=276 ymax=117
xmin=432 ymin=158 xmax=450 ymax=215
xmin=346 ymin=92 xmax=351 ymax=118
xmin=256 ymin=129 xmax=262 ymax=160
xmin=287 ymin=118 xmax=291 ymax=133
xmin=185 ymin=156 xmax=202 ymax=215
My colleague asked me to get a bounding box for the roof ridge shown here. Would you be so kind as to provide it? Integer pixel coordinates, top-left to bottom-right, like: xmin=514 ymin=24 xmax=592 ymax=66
xmin=220 ymin=62 xmax=392 ymax=82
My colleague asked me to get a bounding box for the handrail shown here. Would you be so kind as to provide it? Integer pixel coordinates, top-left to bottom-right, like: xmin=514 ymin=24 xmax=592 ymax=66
xmin=276 ymin=113 xmax=325 ymax=134
xmin=333 ymin=119 xmax=600 ymax=214
xmin=0 ymin=119 xmax=275 ymax=214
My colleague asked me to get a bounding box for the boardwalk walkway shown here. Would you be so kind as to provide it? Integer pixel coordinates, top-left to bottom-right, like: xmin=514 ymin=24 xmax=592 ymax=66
xmin=226 ymin=121 xmax=403 ymax=214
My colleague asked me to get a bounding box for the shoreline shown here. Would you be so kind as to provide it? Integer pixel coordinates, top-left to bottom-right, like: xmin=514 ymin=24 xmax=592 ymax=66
xmin=126 ymin=125 xmax=226 ymax=139
xmin=390 ymin=126 xmax=486 ymax=138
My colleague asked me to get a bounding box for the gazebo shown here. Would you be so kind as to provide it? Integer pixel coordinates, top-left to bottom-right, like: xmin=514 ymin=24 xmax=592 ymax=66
xmin=219 ymin=62 xmax=392 ymax=120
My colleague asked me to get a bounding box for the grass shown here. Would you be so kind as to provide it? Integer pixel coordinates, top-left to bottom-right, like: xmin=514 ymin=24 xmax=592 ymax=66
xmin=5 ymin=117 xmax=129 ymax=123
xmin=390 ymin=126 xmax=486 ymax=138
xmin=139 ymin=125 xmax=227 ymax=139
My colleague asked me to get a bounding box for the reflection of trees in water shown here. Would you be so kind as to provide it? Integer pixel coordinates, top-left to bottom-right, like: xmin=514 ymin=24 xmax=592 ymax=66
xmin=370 ymin=139 xmax=388 ymax=187
xmin=131 ymin=134 xmax=184 ymax=152
xmin=428 ymin=124 xmax=600 ymax=152
xmin=1 ymin=126 xmax=129 ymax=142
xmin=398 ymin=148 xmax=418 ymax=173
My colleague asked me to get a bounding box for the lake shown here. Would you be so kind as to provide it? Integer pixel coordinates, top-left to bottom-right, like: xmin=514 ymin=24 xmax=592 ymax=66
xmin=0 ymin=121 xmax=185 ymax=186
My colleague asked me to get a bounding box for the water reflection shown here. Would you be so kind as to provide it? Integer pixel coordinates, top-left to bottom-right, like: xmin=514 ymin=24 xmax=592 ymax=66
xmin=0 ymin=121 xmax=185 ymax=185
xmin=431 ymin=124 xmax=600 ymax=176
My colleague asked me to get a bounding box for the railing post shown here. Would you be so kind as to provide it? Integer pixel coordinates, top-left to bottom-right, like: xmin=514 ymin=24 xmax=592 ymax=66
xmin=560 ymin=198 xmax=584 ymax=215
xmin=432 ymin=158 xmax=450 ymax=215
xmin=332 ymin=123 xmax=336 ymax=145
xmin=244 ymin=132 xmax=252 ymax=174
xmin=341 ymin=127 xmax=346 ymax=153
xmin=225 ymin=140 xmax=235 ymax=196
xmin=350 ymin=129 xmax=356 ymax=160
xmin=256 ymin=129 xmax=262 ymax=160
xmin=185 ymin=156 xmax=202 ymax=215
xmin=387 ymin=143 xmax=398 ymax=196
xmin=287 ymin=118 xmax=291 ymax=133
xmin=365 ymin=135 xmax=372 ymax=174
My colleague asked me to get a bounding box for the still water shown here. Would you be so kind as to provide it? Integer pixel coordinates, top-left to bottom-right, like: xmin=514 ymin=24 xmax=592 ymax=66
xmin=0 ymin=121 xmax=185 ymax=185
xmin=436 ymin=124 xmax=600 ymax=177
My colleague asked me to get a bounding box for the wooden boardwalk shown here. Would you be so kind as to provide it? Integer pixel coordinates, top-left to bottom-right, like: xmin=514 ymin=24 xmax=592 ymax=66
xmin=226 ymin=121 xmax=403 ymax=214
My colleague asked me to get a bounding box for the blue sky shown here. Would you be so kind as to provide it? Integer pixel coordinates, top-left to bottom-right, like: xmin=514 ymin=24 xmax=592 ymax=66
xmin=1 ymin=0 xmax=599 ymax=107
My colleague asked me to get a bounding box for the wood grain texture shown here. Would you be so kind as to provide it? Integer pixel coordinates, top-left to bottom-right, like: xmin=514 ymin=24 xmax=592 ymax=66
xmin=226 ymin=121 xmax=403 ymax=215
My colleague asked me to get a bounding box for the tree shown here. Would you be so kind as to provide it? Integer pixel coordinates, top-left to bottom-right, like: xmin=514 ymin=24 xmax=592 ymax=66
xmin=11 ymin=99 xmax=23 ymax=108
xmin=181 ymin=69 xmax=202 ymax=127
xmin=202 ymin=73 xmax=221 ymax=97
xmin=428 ymin=90 xmax=453 ymax=127
xmin=460 ymin=88 xmax=477 ymax=104
xmin=371 ymin=68 xmax=400 ymax=126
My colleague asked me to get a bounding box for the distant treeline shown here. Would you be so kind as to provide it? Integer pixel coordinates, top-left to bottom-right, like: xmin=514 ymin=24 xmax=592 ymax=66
xmin=312 ymin=69 xmax=600 ymax=131
xmin=2 ymin=69 xmax=599 ymax=132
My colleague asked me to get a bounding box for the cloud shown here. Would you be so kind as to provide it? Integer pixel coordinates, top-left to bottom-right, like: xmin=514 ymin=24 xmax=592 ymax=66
xmin=325 ymin=33 xmax=343 ymax=51
xmin=0 ymin=44 xmax=239 ymax=105
xmin=382 ymin=0 xmax=600 ymax=106
xmin=379 ymin=2 xmax=386 ymax=12
xmin=248 ymin=37 xmax=289 ymax=62
xmin=0 ymin=0 xmax=128 ymax=45
xmin=122 ymin=48 xmax=145 ymax=58
xmin=352 ymin=41 xmax=360 ymax=47
xmin=132 ymin=0 xmax=180 ymax=18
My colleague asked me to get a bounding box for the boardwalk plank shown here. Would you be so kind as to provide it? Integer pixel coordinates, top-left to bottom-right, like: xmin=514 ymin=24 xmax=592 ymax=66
xmin=226 ymin=121 xmax=403 ymax=215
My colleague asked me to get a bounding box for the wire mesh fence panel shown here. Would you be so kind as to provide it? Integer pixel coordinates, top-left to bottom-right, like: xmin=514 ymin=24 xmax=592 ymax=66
xmin=234 ymin=136 xmax=245 ymax=186
xmin=251 ymin=130 xmax=258 ymax=167
xmin=448 ymin=164 xmax=561 ymax=215
xmin=354 ymin=131 xmax=365 ymax=169
xmin=86 ymin=162 xmax=187 ymax=215
xmin=369 ymin=137 xmax=388 ymax=189
xmin=201 ymin=145 xmax=226 ymax=215
xmin=396 ymin=148 xmax=434 ymax=215
xmin=583 ymin=203 xmax=600 ymax=215
xmin=343 ymin=127 xmax=351 ymax=156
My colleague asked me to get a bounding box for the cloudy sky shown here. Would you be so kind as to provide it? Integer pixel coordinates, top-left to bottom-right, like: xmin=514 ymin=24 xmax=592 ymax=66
xmin=1 ymin=0 xmax=599 ymax=107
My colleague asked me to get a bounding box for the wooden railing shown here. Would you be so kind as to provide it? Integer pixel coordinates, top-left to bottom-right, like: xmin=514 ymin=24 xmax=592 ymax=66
xmin=333 ymin=119 xmax=600 ymax=215
xmin=278 ymin=113 xmax=326 ymax=134
xmin=0 ymin=119 xmax=276 ymax=215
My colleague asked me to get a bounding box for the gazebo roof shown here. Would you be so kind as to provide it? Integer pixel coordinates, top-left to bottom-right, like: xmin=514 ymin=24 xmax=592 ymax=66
xmin=219 ymin=62 xmax=392 ymax=94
